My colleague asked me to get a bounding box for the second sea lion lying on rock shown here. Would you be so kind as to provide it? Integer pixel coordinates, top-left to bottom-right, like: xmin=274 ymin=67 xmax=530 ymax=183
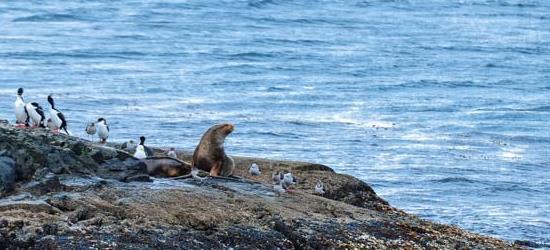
xmin=192 ymin=123 xmax=235 ymax=177
xmin=142 ymin=157 xmax=192 ymax=177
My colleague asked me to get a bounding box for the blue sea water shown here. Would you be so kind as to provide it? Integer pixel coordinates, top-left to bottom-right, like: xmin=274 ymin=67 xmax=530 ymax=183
xmin=0 ymin=0 xmax=549 ymax=244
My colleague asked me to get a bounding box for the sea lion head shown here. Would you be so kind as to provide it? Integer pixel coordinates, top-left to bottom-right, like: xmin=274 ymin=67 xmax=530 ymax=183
xmin=210 ymin=123 xmax=234 ymax=145
xmin=219 ymin=123 xmax=234 ymax=135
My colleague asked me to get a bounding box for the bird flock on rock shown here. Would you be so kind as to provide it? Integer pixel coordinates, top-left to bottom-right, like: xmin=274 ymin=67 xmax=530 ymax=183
xmin=13 ymin=88 xmax=326 ymax=196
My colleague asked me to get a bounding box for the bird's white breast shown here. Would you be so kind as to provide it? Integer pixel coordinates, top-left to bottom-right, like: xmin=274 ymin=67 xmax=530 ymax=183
xmin=134 ymin=145 xmax=147 ymax=159
xmin=14 ymin=98 xmax=26 ymax=122
xmin=25 ymin=103 xmax=41 ymax=124
xmin=97 ymin=123 xmax=109 ymax=139
xmin=50 ymin=109 xmax=62 ymax=128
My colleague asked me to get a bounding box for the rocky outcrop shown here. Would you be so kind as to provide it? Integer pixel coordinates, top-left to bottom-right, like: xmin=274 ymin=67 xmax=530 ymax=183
xmin=0 ymin=156 xmax=16 ymax=195
xmin=0 ymin=122 xmax=521 ymax=249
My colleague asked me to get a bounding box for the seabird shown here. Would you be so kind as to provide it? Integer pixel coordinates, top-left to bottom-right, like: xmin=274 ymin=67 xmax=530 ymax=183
xmin=47 ymin=95 xmax=69 ymax=135
xmin=24 ymin=102 xmax=46 ymax=128
xmin=314 ymin=180 xmax=325 ymax=195
xmin=144 ymin=143 xmax=154 ymax=157
xmin=85 ymin=122 xmax=96 ymax=141
xmin=273 ymin=182 xmax=286 ymax=196
xmin=249 ymin=163 xmax=261 ymax=176
xmin=282 ymin=172 xmax=297 ymax=191
xmin=14 ymin=88 xmax=28 ymax=127
xmin=167 ymin=147 xmax=177 ymax=158
xmin=96 ymin=118 xmax=109 ymax=143
xmin=272 ymin=171 xmax=281 ymax=184
xmin=191 ymin=167 xmax=206 ymax=182
xmin=133 ymin=136 xmax=148 ymax=159
xmin=121 ymin=139 xmax=137 ymax=154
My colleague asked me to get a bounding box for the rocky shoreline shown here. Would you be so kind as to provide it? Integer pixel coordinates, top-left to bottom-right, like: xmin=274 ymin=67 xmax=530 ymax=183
xmin=0 ymin=121 xmax=524 ymax=249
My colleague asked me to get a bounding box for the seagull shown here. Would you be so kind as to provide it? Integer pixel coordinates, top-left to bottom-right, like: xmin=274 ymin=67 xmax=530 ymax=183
xmin=47 ymin=95 xmax=69 ymax=135
xmin=191 ymin=167 xmax=206 ymax=182
xmin=273 ymin=182 xmax=286 ymax=196
xmin=121 ymin=139 xmax=137 ymax=154
xmin=272 ymin=171 xmax=281 ymax=184
xmin=167 ymin=147 xmax=177 ymax=158
xmin=14 ymin=88 xmax=28 ymax=128
xmin=282 ymin=172 xmax=297 ymax=188
xmin=134 ymin=136 xmax=147 ymax=159
xmin=85 ymin=122 xmax=96 ymax=141
xmin=249 ymin=163 xmax=261 ymax=176
xmin=96 ymin=118 xmax=109 ymax=143
xmin=314 ymin=180 xmax=325 ymax=195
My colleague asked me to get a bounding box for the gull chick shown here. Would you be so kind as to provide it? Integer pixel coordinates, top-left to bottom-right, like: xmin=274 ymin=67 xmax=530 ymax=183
xmin=282 ymin=172 xmax=297 ymax=189
xmin=85 ymin=122 xmax=96 ymax=140
xmin=271 ymin=171 xmax=281 ymax=184
xmin=121 ymin=139 xmax=137 ymax=154
xmin=248 ymin=163 xmax=261 ymax=176
xmin=314 ymin=180 xmax=325 ymax=195
xmin=273 ymin=182 xmax=286 ymax=196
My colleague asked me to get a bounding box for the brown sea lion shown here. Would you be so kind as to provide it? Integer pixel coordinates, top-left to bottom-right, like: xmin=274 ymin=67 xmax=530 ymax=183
xmin=192 ymin=123 xmax=235 ymax=177
xmin=142 ymin=157 xmax=192 ymax=177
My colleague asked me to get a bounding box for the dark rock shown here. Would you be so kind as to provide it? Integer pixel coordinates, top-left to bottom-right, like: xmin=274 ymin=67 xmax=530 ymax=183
xmin=292 ymin=163 xmax=334 ymax=172
xmin=0 ymin=156 xmax=16 ymax=195
xmin=46 ymin=150 xmax=75 ymax=174
xmin=0 ymin=199 xmax=61 ymax=214
xmin=24 ymin=173 xmax=64 ymax=195
xmin=514 ymin=240 xmax=549 ymax=248
xmin=324 ymin=176 xmax=390 ymax=211
xmin=70 ymin=141 xmax=89 ymax=156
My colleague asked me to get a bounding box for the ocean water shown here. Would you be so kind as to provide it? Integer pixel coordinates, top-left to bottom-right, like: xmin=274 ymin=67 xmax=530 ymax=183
xmin=0 ymin=0 xmax=549 ymax=244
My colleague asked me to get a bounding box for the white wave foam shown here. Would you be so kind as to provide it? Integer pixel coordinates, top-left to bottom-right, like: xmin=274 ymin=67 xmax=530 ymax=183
xmin=500 ymin=146 xmax=526 ymax=161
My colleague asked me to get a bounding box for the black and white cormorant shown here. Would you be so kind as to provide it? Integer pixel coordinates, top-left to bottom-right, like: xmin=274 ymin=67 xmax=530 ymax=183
xmin=96 ymin=118 xmax=109 ymax=143
xmin=47 ymin=95 xmax=69 ymax=135
xmin=14 ymin=88 xmax=28 ymax=127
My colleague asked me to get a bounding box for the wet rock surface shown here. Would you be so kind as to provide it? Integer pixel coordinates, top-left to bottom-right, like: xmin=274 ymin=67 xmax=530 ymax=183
xmin=0 ymin=156 xmax=16 ymax=195
xmin=0 ymin=123 xmax=522 ymax=249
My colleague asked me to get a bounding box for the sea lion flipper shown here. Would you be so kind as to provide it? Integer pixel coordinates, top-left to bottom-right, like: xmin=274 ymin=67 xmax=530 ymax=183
xmin=209 ymin=162 xmax=222 ymax=177
xmin=220 ymin=155 xmax=235 ymax=177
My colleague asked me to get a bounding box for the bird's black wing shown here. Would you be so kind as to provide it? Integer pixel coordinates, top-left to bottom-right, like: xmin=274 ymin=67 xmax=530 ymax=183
xmin=145 ymin=146 xmax=154 ymax=157
xmin=24 ymin=105 xmax=30 ymax=126
xmin=35 ymin=105 xmax=46 ymax=128
xmin=57 ymin=112 xmax=69 ymax=134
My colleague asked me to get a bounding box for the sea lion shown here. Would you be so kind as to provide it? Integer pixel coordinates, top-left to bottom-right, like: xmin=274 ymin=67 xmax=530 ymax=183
xmin=192 ymin=123 xmax=235 ymax=177
xmin=142 ymin=157 xmax=192 ymax=177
